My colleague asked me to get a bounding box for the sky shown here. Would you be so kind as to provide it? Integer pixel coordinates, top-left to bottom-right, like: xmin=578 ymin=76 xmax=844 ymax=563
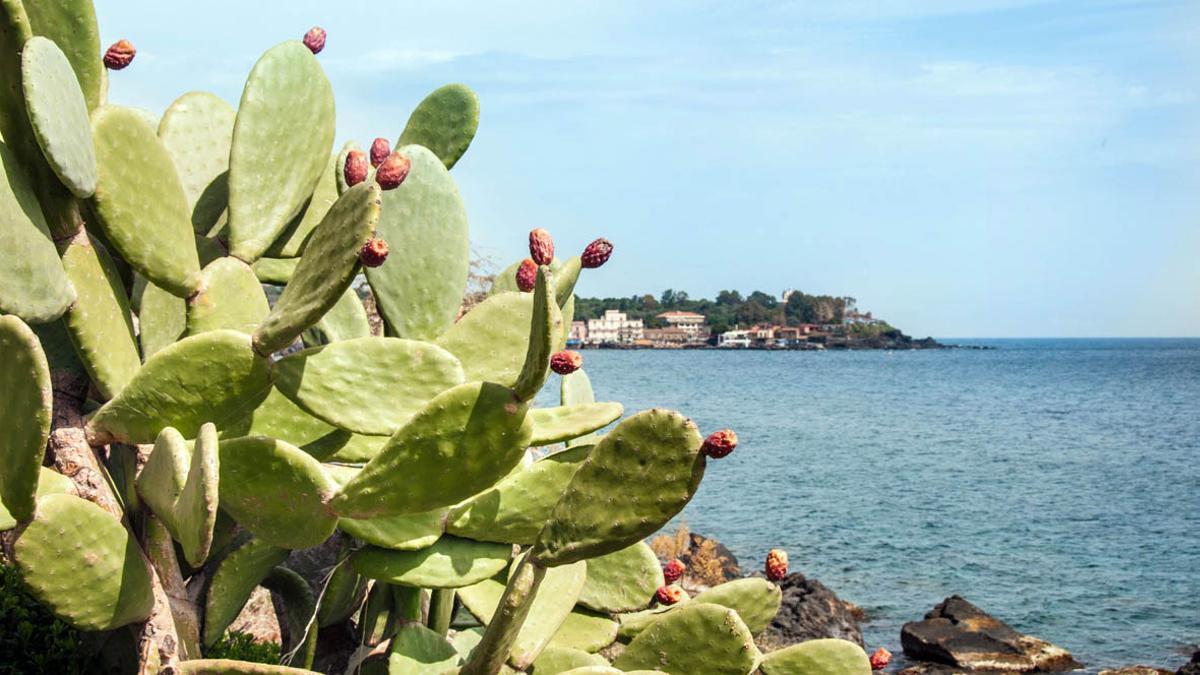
xmin=94 ymin=1 xmax=1199 ymax=337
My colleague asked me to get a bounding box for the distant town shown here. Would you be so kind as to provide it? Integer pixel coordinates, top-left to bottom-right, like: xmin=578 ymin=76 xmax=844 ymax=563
xmin=567 ymin=289 xmax=944 ymax=350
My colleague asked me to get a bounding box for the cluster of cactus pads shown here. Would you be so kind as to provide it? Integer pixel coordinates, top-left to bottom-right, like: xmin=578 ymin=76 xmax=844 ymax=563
xmin=0 ymin=3 xmax=873 ymax=674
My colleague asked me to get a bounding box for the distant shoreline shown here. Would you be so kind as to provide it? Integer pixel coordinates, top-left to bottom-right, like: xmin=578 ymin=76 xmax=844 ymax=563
xmin=575 ymin=338 xmax=997 ymax=351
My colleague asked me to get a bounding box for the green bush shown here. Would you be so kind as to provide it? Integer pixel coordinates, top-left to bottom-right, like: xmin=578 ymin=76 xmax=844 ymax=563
xmin=205 ymin=630 xmax=282 ymax=665
xmin=0 ymin=563 xmax=85 ymax=674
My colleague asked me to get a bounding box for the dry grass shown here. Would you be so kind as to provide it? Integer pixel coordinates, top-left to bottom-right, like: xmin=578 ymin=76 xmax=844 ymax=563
xmin=649 ymin=522 xmax=730 ymax=588
xmin=649 ymin=521 xmax=690 ymax=560
xmin=689 ymin=538 xmax=728 ymax=588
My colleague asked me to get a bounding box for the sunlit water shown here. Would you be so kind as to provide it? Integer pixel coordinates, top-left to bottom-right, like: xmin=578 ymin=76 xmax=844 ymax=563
xmin=540 ymin=339 xmax=1200 ymax=670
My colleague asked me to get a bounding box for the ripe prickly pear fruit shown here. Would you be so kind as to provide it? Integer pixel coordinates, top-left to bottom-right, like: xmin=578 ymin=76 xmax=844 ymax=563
xmin=360 ymin=238 xmax=390 ymax=268
xmin=765 ymin=548 xmax=788 ymax=581
xmin=516 ymin=259 xmax=537 ymax=292
xmin=370 ymin=138 xmax=391 ymax=168
xmin=870 ymin=647 xmax=892 ymax=671
xmin=103 ymin=40 xmax=136 ymax=70
xmin=528 ymin=228 xmax=555 ymax=266
xmin=581 ymin=237 xmax=613 ymax=268
xmin=663 ymin=558 xmax=686 ymax=584
xmin=344 ymin=150 xmax=368 ymax=187
xmin=701 ymin=428 xmax=737 ymax=459
xmin=550 ymin=350 xmax=583 ymax=375
xmin=655 ymin=584 xmax=686 ymax=606
xmin=375 ymin=152 xmax=411 ymax=190
xmin=303 ymin=26 xmax=327 ymax=54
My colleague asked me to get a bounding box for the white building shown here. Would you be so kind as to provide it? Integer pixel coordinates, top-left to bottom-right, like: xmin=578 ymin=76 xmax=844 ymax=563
xmin=655 ymin=311 xmax=708 ymax=339
xmin=587 ymin=310 xmax=644 ymax=345
xmin=718 ymin=329 xmax=752 ymax=348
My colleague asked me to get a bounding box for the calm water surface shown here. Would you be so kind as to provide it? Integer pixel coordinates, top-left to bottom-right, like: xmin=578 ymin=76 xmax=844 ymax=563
xmin=546 ymin=339 xmax=1199 ymax=670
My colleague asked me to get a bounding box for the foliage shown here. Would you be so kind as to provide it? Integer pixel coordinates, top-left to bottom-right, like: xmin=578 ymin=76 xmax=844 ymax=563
xmin=204 ymin=631 xmax=281 ymax=666
xmin=0 ymin=563 xmax=85 ymax=675
xmin=575 ymin=288 xmax=858 ymax=333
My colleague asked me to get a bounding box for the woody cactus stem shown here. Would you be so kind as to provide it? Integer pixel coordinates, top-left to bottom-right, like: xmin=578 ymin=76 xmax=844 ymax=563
xmin=460 ymin=554 xmax=547 ymax=675
xmin=427 ymin=588 xmax=455 ymax=636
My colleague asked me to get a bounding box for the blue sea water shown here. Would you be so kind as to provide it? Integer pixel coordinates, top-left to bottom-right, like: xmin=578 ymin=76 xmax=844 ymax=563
xmin=554 ymin=339 xmax=1200 ymax=670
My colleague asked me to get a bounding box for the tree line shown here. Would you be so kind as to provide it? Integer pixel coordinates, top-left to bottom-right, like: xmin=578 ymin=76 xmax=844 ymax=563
xmin=573 ymin=289 xmax=862 ymax=334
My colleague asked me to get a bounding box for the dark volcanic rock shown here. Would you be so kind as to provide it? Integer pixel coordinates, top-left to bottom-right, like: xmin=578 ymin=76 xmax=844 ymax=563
xmin=1178 ymin=651 xmax=1200 ymax=675
xmin=761 ymin=571 xmax=864 ymax=647
xmin=900 ymin=596 xmax=1081 ymax=672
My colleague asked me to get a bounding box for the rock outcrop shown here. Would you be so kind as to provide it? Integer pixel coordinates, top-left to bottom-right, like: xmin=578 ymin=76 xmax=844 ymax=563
xmin=760 ymin=571 xmax=864 ymax=647
xmin=900 ymin=596 xmax=1081 ymax=672
xmin=1178 ymin=651 xmax=1200 ymax=675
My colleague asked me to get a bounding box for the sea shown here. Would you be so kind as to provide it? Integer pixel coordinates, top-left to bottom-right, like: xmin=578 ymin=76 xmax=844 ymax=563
xmin=548 ymin=339 xmax=1200 ymax=671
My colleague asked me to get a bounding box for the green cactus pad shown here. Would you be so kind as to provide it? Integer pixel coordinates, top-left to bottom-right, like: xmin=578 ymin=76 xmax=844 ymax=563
xmin=21 ymin=0 xmax=100 ymax=111
xmin=459 ymin=556 xmax=587 ymax=669
xmin=334 ymin=140 xmax=361 ymax=195
xmin=0 ymin=315 xmax=51 ymax=522
xmin=351 ymin=535 xmax=512 ymax=588
xmin=0 ymin=467 xmax=73 ymax=531
xmin=262 ymin=566 xmax=318 ymax=664
xmin=134 ymin=275 xmax=187 ymax=358
xmin=0 ymin=139 xmax=73 ymax=322
xmin=577 ymin=542 xmax=663 ymax=614
xmin=612 ymin=603 xmax=759 ymax=675
xmin=157 ymin=91 xmax=235 ymax=232
xmin=530 ymin=645 xmax=608 ymax=674
xmin=60 ymin=234 xmax=141 ymax=399
xmin=252 ymin=257 xmax=298 ymax=284
xmin=514 ymin=267 xmax=556 ymax=400
xmin=218 ymin=436 xmax=339 ymax=549
xmin=267 ymin=151 xmax=338 ymax=258
xmin=252 ymin=181 xmax=381 ymax=354
xmin=365 ymin=144 xmax=469 ymax=340
xmin=203 ymin=537 xmax=290 ymax=646
xmin=331 ymin=381 xmax=532 ymax=519
xmin=14 ymin=493 xmax=154 ymax=631
xmin=447 ymin=445 xmax=590 ymax=545
xmin=449 ymin=626 xmax=485 ymax=661
xmin=176 ymin=660 xmax=320 ymax=675
xmin=324 ymin=463 xmax=445 ymax=550
xmin=323 ymin=432 xmax=389 ymax=463
xmin=553 ymin=257 xmax=583 ymax=308
xmin=136 ymin=426 xmax=189 ymax=527
xmin=529 ymin=403 xmax=623 ymax=447
xmin=86 ymin=329 xmax=272 ymax=444
xmin=547 ymin=609 xmax=619 ymax=654
xmin=561 ymin=369 xmax=595 ymax=406
xmin=302 ymin=286 xmax=371 ymax=346
xmin=692 ymin=578 xmax=782 ymax=635
xmin=488 ymin=257 xmax=527 ymax=296
xmin=223 ymin=388 xmax=345 ymax=460
xmin=187 ymin=256 xmax=270 ymax=335
xmin=90 ymin=105 xmax=202 ymax=297
xmin=759 ymin=638 xmax=871 ymax=675
xmin=228 ymin=40 xmax=334 ymax=262
xmin=274 ymin=336 xmax=465 ymax=436
xmin=386 ymin=621 xmax=461 ymax=674
xmin=397 ymin=83 xmax=480 ymax=170
xmin=20 ymin=36 xmax=96 ymax=198
xmin=535 ymin=410 xmax=704 ymax=566
xmin=615 ymin=605 xmax=674 ymax=642
xmin=317 ymin=560 xmax=367 ymax=627
xmin=436 ymin=292 xmax=565 ymax=388
xmin=177 ymin=423 xmax=220 ymax=566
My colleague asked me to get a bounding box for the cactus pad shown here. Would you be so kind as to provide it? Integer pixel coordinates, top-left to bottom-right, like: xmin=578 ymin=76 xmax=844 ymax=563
xmin=352 ymin=535 xmax=512 ymax=588
xmin=176 ymin=661 xmax=319 ymax=675
xmin=176 ymin=423 xmax=220 ymax=566
xmin=136 ymin=426 xmax=189 ymax=526
xmin=157 ymin=91 xmax=235 ymax=231
xmin=274 ymin=336 xmax=465 ymax=435
xmin=447 ymin=444 xmax=590 ymax=545
xmin=561 ymin=369 xmax=595 ymax=406
xmin=612 ymin=603 xmax=759 ymax=675
xmin=693 ymin=578 xmax=782 ymax=635
xmin=252 ymin=181 xmax=381 ymax=354
xmin=223 ymin=388 xmax=346 ymax=460
xmin=0 ymin=467 xmax=73 ymax=531
xmin=134 ymin=276 xmax=186 ymax=358
xmin=218 ymin=436 xmax=339 ymax=549
xmin=187 ymin=256 xmax=270 ymax=335
xmin=86 ymin=329 xmax=272 ymax=444
xmin=316 ymin=560 xmax=367 ymax=627
xmin=21 ymin=0 xmax=101 ymax=111
xmin=577 ymin=542 xmax=663 ymax=613
xmin=20 ymin=36 xmax=96 ymax=197
xmin=437 ymin=291 xmax=565 ymax=387
xmin=252 ymin=257 xmax=298 ymax=284
xmin=203 ymin=537 xmax=290 ymax=646
xmin=325 ymin=463 xmax=445 ymax=550
xmin=267 ymin=151 xmax=338 ymax=257
xmin=91 ymin=105 xmax=202 ymax=297
xmin=14 ymin=493 xmax=154 ymax=631
xmin=302 ymin=286 xmax=371 ymax=346
xmin=397 ymin=83 xmax=480 ymax=169
xmin=758 ymin=638 xmax=871 ymax=675
xmin=386 ymin=621 xmax=462 ymax=674
xmin=0 ymin=315 xmax=52 ymax=522
xmin=228 ymin=40 xmax=334 ymax=262
xmin=513 ymin=266 xmax=556 ymax=400
xmin=331 ymin=381 xmax=532 ymax=519
xmin=530 ymin=645 xmax=608 ymax=674
xmin=535 ymin=410 xmax=704 ymax=566
xmin=529 ymin=403 xmax=623 ymax=447
xmin=547 ymin=608 xmax=619 ymax=654
xmin=334 ymin=140 xmax=361 ymax=195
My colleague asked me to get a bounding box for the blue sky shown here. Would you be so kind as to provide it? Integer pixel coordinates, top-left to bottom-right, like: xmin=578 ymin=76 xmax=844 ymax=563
xmin=95 ymin=1 xmax=1198 ymax=337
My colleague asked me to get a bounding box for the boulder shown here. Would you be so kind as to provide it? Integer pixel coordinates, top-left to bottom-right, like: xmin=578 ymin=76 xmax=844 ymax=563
xmin=760 ymin=571 xmax=864 ymax=648
xmin=1098 ymin=668 xmax=1171 ymax=675
xmin=1178 ymin=651 xmax=1200 ymax=675
xmin=677 ymin=532 xmax=741 ymax=587
xmin=900 ymin=596 xmax=1081 ymax=672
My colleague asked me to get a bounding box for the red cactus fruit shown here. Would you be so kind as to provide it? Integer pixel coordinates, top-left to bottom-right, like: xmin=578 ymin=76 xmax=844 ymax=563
xmin=528 ymin=228 xmax=555 ymax=266
xmin=344 ymin=150 xmax=368 ymax=187
xmin=702 ymin=428 xmax=738 ymax=459
xmin=370 ymin=137 xmax=391 ymax=168
xmin=359 ymin=238 xmax=389 ymax=268
xmin=103 ymin=40 xmax=136 ymax=70
xmin=375 ymin=152 xmax=411 ymax=190
xmin=550 ymin=350 xmax=583 ymax=375
xmin=655 ymin=585 xmax=685 ymax=606
xmin=663 ymin=558 xmax=686 ymax=584
xmin=516 ymin=259 xmax=538 ymax=292
xmin=303 ymin=27 xmax=327 ymax=54
xmin=580 ymin=237 xmax=613 ymax=268
xmin=870 ymin=647 xmax=892 ymax=671
xmin=765 ymin=548 xmax=789 ymax=581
